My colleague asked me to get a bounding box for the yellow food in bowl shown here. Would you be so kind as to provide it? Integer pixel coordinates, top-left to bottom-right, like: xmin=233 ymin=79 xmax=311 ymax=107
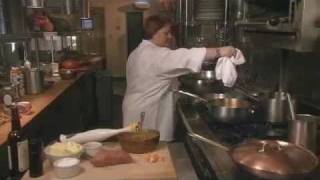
xmin=47 ymin=142 xmax=83 ymax=157
xmin=127 ymin=130 xmax=159 ymax=141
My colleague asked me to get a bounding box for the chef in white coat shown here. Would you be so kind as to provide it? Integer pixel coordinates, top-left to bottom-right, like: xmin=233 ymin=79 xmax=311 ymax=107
xmin=122 ymin=15 xmax=236 ymax=141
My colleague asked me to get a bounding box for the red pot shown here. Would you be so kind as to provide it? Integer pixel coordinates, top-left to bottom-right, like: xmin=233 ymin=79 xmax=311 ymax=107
xmin=61 ymin=59 xmax=81 ymax=69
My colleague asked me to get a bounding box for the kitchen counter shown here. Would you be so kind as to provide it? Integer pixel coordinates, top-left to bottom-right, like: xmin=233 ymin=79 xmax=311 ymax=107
xmin=22 ymin=142 xmax=198 ymax=180
xmin=0 ymin=56 xmax=104 ymax=145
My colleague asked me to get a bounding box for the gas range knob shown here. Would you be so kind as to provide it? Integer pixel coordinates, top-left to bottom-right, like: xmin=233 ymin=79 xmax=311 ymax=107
xmin=268 ymin=18 xmax=280 ymax=26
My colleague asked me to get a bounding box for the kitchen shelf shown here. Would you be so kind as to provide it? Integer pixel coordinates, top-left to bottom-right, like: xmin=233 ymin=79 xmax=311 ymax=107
xmin=0 ymin=32 xmax=43 ymax=42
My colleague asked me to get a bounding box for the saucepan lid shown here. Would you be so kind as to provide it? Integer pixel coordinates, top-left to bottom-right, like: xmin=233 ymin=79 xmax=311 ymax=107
xmin=231 ymin=140 xmax=319 ymax=175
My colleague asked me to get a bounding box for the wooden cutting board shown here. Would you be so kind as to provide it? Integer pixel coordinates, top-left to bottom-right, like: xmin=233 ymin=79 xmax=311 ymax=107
xmin=22 ymin=143 xmax=177 ymax=180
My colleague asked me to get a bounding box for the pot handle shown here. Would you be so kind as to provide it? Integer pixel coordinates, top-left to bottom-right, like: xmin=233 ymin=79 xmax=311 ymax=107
xmin=248 ymin=108 xmax=255 ymax=115
xmin=178 ymin=104 xmax=230 ymax=152
xmin=258 ymin=141 xmax=282 ymax=153
xmin=248 ymin=103 xmax=261 ymax=115
xmin=188 ymin=133 xmax=230 ymax=152
xmin=173 ymin=89 xmax=208 ymax=103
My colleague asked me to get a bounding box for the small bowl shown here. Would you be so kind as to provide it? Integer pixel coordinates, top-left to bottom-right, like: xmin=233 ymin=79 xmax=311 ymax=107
xmin=44 ymin=142 xmax=84 ymax=163
xmin=83 ymin=142 xmax=103 ymax=157
xmin=134 ymin=1 xmax=151 ymax=9
xmin=118 ymin=129 xmax=160 ymax=154
xmin=17 ymin=101 xmax=32 ymax=115
xmin=59 ymin=69 xmax=77 ymax=80
xmin=53 ymin=158 xmax=81 ymax=178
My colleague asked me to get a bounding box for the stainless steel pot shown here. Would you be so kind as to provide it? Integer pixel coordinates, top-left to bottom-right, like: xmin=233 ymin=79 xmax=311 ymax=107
xmin=206 ymin=98 xmax=255 ymax=124
xmin=24 ymin=68 xmax=44 ymax=94
xmin=189 ymin=133 xmax=319 ymax=180
xmin=289 ymin=114 xmax=319 ymax=153
xmin=262 ymin=91 xmax=296 ymax=124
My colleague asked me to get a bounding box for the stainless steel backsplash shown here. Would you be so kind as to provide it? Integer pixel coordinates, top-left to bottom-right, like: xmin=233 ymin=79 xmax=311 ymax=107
xmin=236 ymin=46 xmax=320 ymax=106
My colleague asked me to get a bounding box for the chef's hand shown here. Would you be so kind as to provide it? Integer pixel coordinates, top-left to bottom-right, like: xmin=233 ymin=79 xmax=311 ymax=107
xmin=217 ymin=46 xmax=236 ymax=57
xmin=160 ymin=0 xmax=176 ymax=11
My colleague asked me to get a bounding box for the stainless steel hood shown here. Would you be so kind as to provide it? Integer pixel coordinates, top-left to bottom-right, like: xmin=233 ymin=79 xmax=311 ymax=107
xmin=25 ymin=0 xmax=45 ymax=8
xmin=233 ymin=0 xmax=320 ymax=52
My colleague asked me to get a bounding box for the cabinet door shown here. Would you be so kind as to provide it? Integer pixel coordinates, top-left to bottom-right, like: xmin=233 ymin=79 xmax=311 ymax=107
xmin=79 ymin=72 xmax=97 ymax=128
xmin=126 ymin=12 xmax=143 ymax=56
xmin=39 ymin=80 xmax=85 ymax=143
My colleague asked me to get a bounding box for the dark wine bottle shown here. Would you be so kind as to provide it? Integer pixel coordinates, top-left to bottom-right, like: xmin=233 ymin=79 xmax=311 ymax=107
xmin=28 ymin=132 xmax=43 ymax=177
xmin=7 ymin=105 xmax=29 ymax=178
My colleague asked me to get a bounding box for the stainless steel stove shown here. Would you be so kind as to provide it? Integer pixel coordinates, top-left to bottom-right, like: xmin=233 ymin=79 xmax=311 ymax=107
xmin=177 ymin=96 xmax=320 ymax=180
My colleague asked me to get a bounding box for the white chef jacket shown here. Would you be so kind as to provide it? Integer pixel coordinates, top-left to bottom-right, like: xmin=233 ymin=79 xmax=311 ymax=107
xmin=122 ymin=40 xmax=206 ymax=141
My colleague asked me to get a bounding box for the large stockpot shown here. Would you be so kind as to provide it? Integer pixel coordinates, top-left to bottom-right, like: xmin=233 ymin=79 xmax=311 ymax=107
xmin=188 ymin=133 xmax=319 ymax=180
xmin=261 ymin=91 xmax=296 ymax=124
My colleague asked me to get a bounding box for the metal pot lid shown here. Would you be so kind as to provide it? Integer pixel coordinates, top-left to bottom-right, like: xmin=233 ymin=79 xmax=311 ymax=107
xmin=231 ymin=140 xmax=318 ymax=175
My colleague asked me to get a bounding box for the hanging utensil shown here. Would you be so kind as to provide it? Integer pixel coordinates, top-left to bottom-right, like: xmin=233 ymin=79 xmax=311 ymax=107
xmin=287 ymin=93 xmax=295 ymax=121
xmin=50 ymin=35 xmax=59 ymax=77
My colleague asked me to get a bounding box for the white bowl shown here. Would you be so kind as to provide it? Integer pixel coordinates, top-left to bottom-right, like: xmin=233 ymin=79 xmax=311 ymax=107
xmin=83 ymin=142 xmax=103 ymax=157
xmin=134 ymin=1 xmax=150 ymax=9
xmin=53 ymin=158 xmax=81 ymax=178
xmin=17 ymin=101 xmax=32 ymax=115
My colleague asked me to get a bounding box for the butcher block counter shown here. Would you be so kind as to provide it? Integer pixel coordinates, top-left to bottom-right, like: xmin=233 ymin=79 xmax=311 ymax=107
xmin=22 ymin=142 xmax=198 ymax=180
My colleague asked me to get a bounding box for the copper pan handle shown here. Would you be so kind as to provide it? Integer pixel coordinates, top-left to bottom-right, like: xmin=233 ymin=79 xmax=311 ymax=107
xmin=258 ymin=141 xmax=282 ymax=153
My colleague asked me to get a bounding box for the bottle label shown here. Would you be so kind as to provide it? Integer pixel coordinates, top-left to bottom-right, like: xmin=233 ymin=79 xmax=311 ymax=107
xmin=18 ymin=139 xmax=29 ymax=172
xmin=7 ymin=146 xmax=12 ymax=170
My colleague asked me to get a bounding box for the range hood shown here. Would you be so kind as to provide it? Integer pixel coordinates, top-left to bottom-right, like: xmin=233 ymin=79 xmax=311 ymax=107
xmin=233 ymin=0 xmax=320 ymax=52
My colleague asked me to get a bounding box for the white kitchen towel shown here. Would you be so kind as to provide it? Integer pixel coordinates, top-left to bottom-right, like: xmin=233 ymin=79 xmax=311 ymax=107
xmin=215 ymin=49 xmax=245 ymax=87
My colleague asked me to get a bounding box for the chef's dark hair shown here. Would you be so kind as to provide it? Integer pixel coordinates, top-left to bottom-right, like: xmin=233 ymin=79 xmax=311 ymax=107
xmin=144 ymin=15 xmax=172 ymax=39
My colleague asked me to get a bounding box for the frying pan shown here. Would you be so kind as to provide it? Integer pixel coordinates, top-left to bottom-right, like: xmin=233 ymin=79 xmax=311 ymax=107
xmin=175 ymin=90 xmax=256 ymax=124
xmin=178 ymin=70 xmax=219 ymax=95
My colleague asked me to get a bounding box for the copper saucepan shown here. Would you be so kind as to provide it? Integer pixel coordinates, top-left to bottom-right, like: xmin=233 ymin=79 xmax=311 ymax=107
xmin=188 ymin=133 xmax=319 ymax=180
